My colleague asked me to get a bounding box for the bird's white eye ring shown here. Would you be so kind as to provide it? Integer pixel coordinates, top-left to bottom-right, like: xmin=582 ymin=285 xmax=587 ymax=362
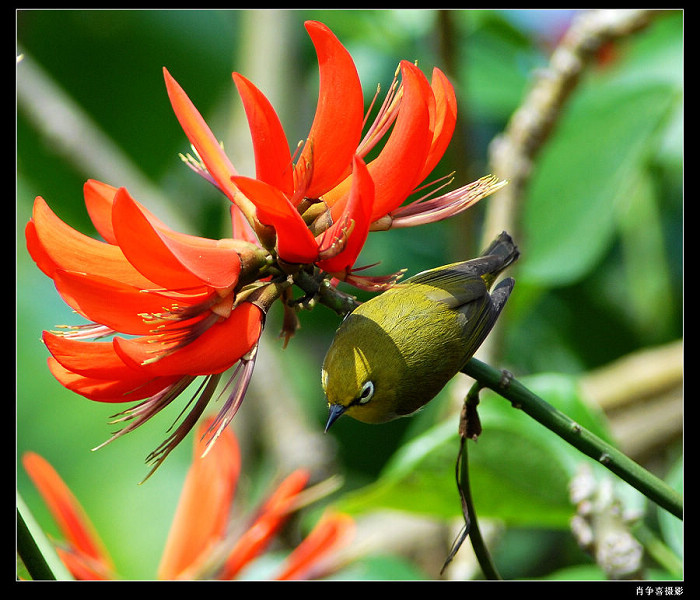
xmin=358 ymin=380 xmax=374 ymax=404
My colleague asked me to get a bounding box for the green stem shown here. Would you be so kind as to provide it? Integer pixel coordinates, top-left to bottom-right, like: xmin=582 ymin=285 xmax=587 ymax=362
xmin=458 ymin=436 xmax=501 ymax=580
xmin=461 ymin=358 xmax=683 ymax=520
xmin=456 ymin=382 xmax=501 ymax=579
xmin=443 ymin=382 xmax=501 ymax=579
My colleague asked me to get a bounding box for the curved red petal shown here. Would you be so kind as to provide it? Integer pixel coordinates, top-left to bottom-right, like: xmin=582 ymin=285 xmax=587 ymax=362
xmin=52 ymin=270 xmax=210 ymax=335
xmin=112 ymin=188 xmax=241 ymax=290
xmin=43 ymin=331 xmax=142 ymax=380
xmin=295 ymin=21 xmax=364 ymax=199
xmin=47 ymin=357 xmax=178 ymax=402
xmin=325 ymin=61 xmax=434 ymax=223
xmin=22 ymin=452 xmax=114 ymax=573
xmin=366 ymin=61 xmax=433 ymax=220
xmin=113 ymin=302 xmax=263 ymax=377
xmin=163 ymin=68 xmax=241 ymax=198
xmin=83 ymin=180 xmax=119 ymax=244
xmin=232 ymin=73 xmax=294 ymax=197
xmin=83 ymin=180 xmax=175 ymax=245
xmin=275 ymin=512 xmax=355 ymax=580
xmin=231 ymin=176 xmax=318 ymax=264
xmin=26 ymin=197 xmax=154 ymax=289
xmin=316 ymin=156 xmax=374 ymax=275
xmin=158 ymin=417 xmax=241 ymax=580
xmin=220 ymin=469 xmax=310 ymax=579
xmin=416 ymin=67 xmax=458 ymax=184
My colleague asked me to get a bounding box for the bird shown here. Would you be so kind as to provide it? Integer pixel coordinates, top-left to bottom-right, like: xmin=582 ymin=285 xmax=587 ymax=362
xmin=322 ymin=231 xmax=519 ymax=431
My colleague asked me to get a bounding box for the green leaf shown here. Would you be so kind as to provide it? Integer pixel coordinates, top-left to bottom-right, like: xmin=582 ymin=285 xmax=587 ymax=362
xmin=520 ymin=81 xmax=677 ymax=287
xmin=17 ymin=493 xmax=73 ymax=581
xmin=461 ymin=11 xmax=545 ymax=122
xmin=519 ymin=13 xmax=682 ymax=288
xmin=335 ymin=373 xmax=613 ymax=529
xmin=328 ymin=554 xmax=430 ymax=581
xmin=615 ymin=169 xmax=676 ymax=340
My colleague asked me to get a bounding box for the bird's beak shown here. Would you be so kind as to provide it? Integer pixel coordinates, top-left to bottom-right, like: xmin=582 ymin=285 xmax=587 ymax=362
xmin=325 ymin=403 xmax=346 ymax=432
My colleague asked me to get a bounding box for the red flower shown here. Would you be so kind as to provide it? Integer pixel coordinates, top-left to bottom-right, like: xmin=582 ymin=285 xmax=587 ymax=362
xmin=25 ymin=19 xmax=505 ymax=469
xmin=165 ymin=20 xmax=504 ymax=288
xmin=25 ymin=180 xmax=272 ymax=475
xmin=23 ymin=419 xmax=354 ymax=580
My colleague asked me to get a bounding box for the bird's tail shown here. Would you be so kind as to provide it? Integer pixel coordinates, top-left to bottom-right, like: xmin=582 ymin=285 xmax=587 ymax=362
xmin=481 ymin=231 xmax=519 ymax=268
xmin=477 ymin=231 xmax=520 ymax=287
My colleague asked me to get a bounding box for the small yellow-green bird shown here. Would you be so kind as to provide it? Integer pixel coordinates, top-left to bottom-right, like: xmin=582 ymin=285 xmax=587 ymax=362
xmin=322 ymin=231 xmax=519 ymax=431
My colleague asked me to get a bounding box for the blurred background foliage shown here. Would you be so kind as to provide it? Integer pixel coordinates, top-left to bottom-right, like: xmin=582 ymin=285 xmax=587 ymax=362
xmin=17 ymin=9 xmax=682 ymax=580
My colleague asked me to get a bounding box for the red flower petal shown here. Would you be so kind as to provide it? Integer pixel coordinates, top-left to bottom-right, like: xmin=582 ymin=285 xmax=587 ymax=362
xmin=232 ymin=73 xmax=294 ymax=197
xmin=26 ymin=197 xmax=154 ymax=289
xmin=295 ymin=21 xmax=364 ymax=199
xmin=230 ymin=176 xmax=319 ymax=264
xmin=164 ymin=67 xmax=240 ymax=198
xmin=83 ymin=180 xmax=119 ymax=244
xmin=23 ymin=452 xmax=115 ymax=578
xmin=165 ymin=68 xmax=263 ymax=226
xmin=43 ymin=331 xmax=143 ymax=380
xmin=366 ymin=61 xmax=434 ymax=220
xmin=416 ymin=67 xmax=458 ymax=184
xmin=316 ymin=155 xmax=374 ymax=275
xmin=111 ymin=187 xmax=241 ymax=290
xmin=83 ymin=179 xmax=175 ymax=245
xmin=52 ymin=269 xmax=210 ymax=335
xmin=275 ymin=512 xmax=355 ymax=580
xmin=47 ymin=357 xmax=179 ymax=403
xmin=157 ymin=417 xmax=241 ymax=580
xmin=113 ymin=302 xmax=263 ymax=377
xmin=219 ymin=469 xmax=310 ymax=579
xmin=326 ymin=61 xmax=434 ymax=222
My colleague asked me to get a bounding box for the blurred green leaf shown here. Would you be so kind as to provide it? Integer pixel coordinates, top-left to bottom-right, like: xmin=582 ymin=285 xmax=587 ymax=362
xmin=460 ymin=10 xmax=546 ymax=123
xmin=615 ymin=169 xmax=675 ymax=339
xmin=329 ymin=554 xmax=429 ymax=580
xmin=520 ymin=14 xmax=682 ymax=287
xmin=521 ymin=82 xmax=678 ymax=287
xmin=336 ymin=373 xmax=614 ymax=528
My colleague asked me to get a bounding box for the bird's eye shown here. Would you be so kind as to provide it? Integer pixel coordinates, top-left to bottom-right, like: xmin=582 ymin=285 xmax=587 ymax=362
xmin=358 ymin=380 xmax=374 ymax=404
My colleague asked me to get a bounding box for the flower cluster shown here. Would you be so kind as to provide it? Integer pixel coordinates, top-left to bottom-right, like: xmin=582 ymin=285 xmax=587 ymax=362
xmin=22 ymin=418 xmax=354 ymax=580
xmin=25 ymin=20 xmax=505 ymax=470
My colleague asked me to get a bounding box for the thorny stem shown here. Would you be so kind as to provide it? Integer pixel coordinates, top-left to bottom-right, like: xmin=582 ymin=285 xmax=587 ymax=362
xmin=460 ymin=358 xmax=683 ymax=521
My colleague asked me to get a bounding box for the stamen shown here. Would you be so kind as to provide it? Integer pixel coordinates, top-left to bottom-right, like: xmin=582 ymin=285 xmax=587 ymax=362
xmin=140 ymin=374 xmax=222 ymax=482
xmin=200 ymin=346 xmax=258 ymax=458
xmin=179 ymin=142 xmax=226 ymax=191
xmin=373 ymin=175 xmax=508 ymax=230
xmin=317 ymin=218 xmax=356 ymax=261
xmin=49 ymin=323 xmax=114 ymax=340
xmin=331 ymin=263 xmax=406 ymax=292
xmin=357 ymin=64 xmax=403 ymax=158
xmin=91 ymin=374 xmax=198 ymax=454
xmin=140 ymin=311 xmax=220 ymax=365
